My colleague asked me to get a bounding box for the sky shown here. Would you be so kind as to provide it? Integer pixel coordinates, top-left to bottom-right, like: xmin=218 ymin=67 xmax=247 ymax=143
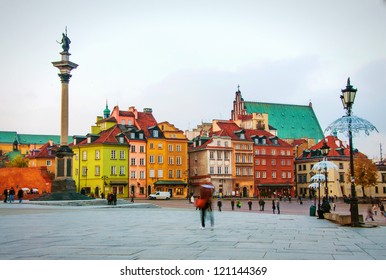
xmin=1 ymin=0 xmax=385 ymax=159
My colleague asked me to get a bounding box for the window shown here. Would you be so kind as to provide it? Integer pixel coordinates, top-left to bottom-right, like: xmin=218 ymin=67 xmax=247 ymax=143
xmin=282 ymin=172 xmax=286 ymax=178
xmin=119 ymin=150 xmax=125 ymax=159
xmin=95 ymin=165 xmax=100 ymax=176
xmin=225 ymin=166 xmax=229 ymax=174
xmin=158 ymin=155 xmax=163 ymax=164
xmin=130 ymin=132 xmax=135 ymax=139
xmin=271 ymin=149 xmax=276 ymax=155
xmin=217 ymin=140 xmax=221 ymax=146
xmin=158 ymin=143 xmax=163 ymax=149
xmin=111 ymin=166 xmax=117 ymax=175
xmin=139 ymin=133 xmax=144 ymax=139
xmin=149 ymin=155 xmax=155 ymax=164
xmin=140 ymin=158 xmax=145 ymax=165
xmin=176 ymin=170 xmax=182 ymax=178
xmin=339 ymin=163 xmax=344 ymax=169
xmin=130 ymin=171 xmax=136 ymax=179
xmin=262 ymin=159 xmax=266 ymax=165
xmin=176 ymin=145 xmax=181 ymax=152
xmin=131 ymin=145 xmax=136 ymax=153
xmin=210 ymin=167 xmax=214 ymax=174
xmin=119 ymin=166 xmax=125 ymax=176
xmin=157 ymin=169 xmax=163 ymax=178
xmin=262 ymin=171 xmax=267 ymax=178
xmin=176 ymin=156 xmax=182 ymax=165
xmin=150 ymin=169 xmax=155 ymax=178
xmin=217 ymin=151 xmax=222 ymax=159
xmin=272 ymin=171 xmax=276 ymax=178
xmin=261 ymin=149 xmax=266 ymax=155
xmin=95 ymin=150 xmax=100 ymax=160
xmin=139 ymin=171 xmax=145 ymax=179
xmin=149 ymin=143 xmax=154 ymax=149
xmin=168 ymin=157 xmax=174 ymax=165
xmin=256 ymin=159 xmax=260 ymax=165
xmin=82 ymin=151 xmax=87 ymax=160
xmin=140 ymin=145 xmax=145 ymax=153
xmin=168 ymin=170 xmax=173 ymax=178
xmin=130 ymin=158 xmax=136 ymax=166
xmin=82 ymin=166 xmax=88 ymax=176
xmin=210 ymin=151 xmax=214 ymax=159
xmin=217 ymin=166 xmax=222 ymax=174
xmin=271 ymin=159 xmax=276 ymax=166
xmin=256 ymin=171 xmax=260 ymax=178
xmin=46 ymin=160 xmax=52 ymax=166
xmin=153 ymin=130 xmax=159 ymax=137
xmin=287 ymin=172 xmax=291 ymax=178
xmin=111 ymin=150 xmax=116 ymax=160
xmin=224 ymin=152 xmax=230 ymax=160
xmin=168 ymin=144 xmax=173 ymax=152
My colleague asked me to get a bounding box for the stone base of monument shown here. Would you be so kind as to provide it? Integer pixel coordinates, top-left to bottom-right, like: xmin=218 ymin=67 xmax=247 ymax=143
xmin=32 ymin=178 xmax=94 ymax=201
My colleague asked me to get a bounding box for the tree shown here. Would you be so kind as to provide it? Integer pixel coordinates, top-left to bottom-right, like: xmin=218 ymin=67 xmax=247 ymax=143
xmin=351 ymin=154 xmax=378 ymax=197
xmin=6 ymin=155 xmax=29 ymax=168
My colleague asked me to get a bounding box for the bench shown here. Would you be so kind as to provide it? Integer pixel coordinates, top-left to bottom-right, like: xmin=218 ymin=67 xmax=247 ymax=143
xmin=324 ymin=213 xmax=363 ymax=225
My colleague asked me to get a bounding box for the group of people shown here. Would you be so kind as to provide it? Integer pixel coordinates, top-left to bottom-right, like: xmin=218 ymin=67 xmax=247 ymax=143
xmin=3 ymin=186 xmax=24 ymax=203
xmin=365 ymin=202 xmax=386 ymax=221
xmin=106 ymin=192 xmax=117 ymax=205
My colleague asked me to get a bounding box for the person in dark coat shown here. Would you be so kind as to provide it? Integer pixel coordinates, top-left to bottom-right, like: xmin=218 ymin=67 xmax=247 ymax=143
xmin=272 ymin=199 xmax=276 ymax=214
xmin=248 ymin=200 xmax=252 ymax=211
xmin=217 ymin=200 xmax=222 ymax=211
xmin=231 ymin=199 xmax=235 ymax=210
xmin=17 ymin=188 xmax=24 ymax=203
xmin=3 ymin=188 xmax=8 ymax=203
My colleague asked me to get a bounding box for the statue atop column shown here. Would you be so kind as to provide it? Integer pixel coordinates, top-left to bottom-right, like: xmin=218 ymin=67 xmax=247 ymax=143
xmin=57 ymin=27 xmax=71 ymax=52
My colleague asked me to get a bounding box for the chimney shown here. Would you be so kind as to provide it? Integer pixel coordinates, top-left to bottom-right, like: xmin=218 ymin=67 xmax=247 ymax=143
xmin=143 ymin=108 xmax=153 ymax=114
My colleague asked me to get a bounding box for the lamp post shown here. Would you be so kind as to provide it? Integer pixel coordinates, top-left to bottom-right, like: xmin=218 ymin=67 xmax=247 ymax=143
xmin=320 ymin=141 xmax=330 ymax=201
xmin=340 ymin=78 xmax=360 ymax=227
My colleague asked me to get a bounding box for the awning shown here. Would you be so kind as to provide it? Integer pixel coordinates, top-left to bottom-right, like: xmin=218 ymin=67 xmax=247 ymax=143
xmin=154 ymin=180 xmax=187 ymax=186
xmin=109 ymin=181 xmax=128 ymax=186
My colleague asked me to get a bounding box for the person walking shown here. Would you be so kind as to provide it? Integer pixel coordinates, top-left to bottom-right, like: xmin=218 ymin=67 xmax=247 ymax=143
xmin=217 ymin=199 xmax=222 ymax=212
xmin=17 ymin=187 xmax=23 ymax=203
xmin=373 ymin=204 xmax=378 ymax=216
xmin=248 ymin=200 xmax=252 ymax=211
xmin=199 ymin=185 xmax=214 ymax=230
xmin=261 ymin=199 xmax=265 ymax=211
xmin=9 ymin=187 xmax=15 ymax=203
xmin=231 ymin=199 xmax=235 ymax=211
xmin=3 ymin=188 xmax=8 ymax=203
xmin=365 ymin=206 xmax=374 ymax=221
xmin=272 ymin=199 xmax=276 ymax=214
xmin=276 ymin=200 xmax=280 ymax=214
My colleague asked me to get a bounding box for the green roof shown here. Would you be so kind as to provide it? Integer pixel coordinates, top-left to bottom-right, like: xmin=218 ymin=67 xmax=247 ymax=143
xmin=0 ymin=131 xmax=73 ymax=145
xmin=0 ymin=131 xmax=18 ymax=143
xmin=244 ymin=102 xmax=324 ymax=141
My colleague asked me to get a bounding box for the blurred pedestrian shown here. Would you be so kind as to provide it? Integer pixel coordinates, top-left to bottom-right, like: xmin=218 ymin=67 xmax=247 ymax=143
xmin=231 ymin=199 xmax=235 ymax=210
xmin=373 ymin=204 xmax=378 ymax=216
xmin=276 ymin=200 xmax=280 ymax=214
xmin=272 ymin=199 xmax=276 ymax=214
xmin=199 ymin=185 xmax=214 ymax=230
xmin=217 ymin=199 xmax=222 ymax=212
xmin=17 ymin=187 xmax=23 ymax=203
xmin=248 ymin=200 xmax=252 ymax=211
xmin=3 ymin=188 xmax=8 ymax=203
xmin=9 ymin=187 xmax=15 ymax=203
xmin=365 ymin=206 xmax=374 ymax=221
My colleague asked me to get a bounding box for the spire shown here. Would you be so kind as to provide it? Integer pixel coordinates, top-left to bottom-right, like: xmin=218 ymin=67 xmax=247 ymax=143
xmin=103 ymin=100 xmax=110 ymax=119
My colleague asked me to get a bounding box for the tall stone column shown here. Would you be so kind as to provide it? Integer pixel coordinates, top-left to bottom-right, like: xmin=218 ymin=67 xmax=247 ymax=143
xmin=51 ymin=32 xmax=78 ymax=193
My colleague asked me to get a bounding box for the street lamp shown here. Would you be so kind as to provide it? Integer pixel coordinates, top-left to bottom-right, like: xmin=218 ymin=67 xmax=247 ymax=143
xmin=320 ymin=141 xmax=330 ymax=201
xmin=340 ymin=77 xmax=360 ymax=227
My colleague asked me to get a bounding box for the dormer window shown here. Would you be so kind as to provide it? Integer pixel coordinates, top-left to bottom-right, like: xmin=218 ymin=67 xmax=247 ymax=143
xmin=139 ymin=133 xmax=144 ymax=139
xmin=240 ymin=133 xmax=245 ymax=140
xmin=87 ymin=136 xmax=92 ymax=144
xmin=153 ymin=130 xmax=159 ymax=138
xmin=130 ymin=132 xmax=135 ymax=139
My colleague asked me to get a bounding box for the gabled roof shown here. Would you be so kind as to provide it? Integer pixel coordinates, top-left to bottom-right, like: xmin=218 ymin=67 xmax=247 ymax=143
xmin=243 ymin=101 xmax=324 ymax=141
xmin=135 ymin=111 xmax=158 ymax=137
xmin=26 ymin=141 xmax=58 ymax=159
xmin=74 ymin=125 xmax=129 ymax=146
xmin=0 ymin=131 xmax=18 ymax=143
